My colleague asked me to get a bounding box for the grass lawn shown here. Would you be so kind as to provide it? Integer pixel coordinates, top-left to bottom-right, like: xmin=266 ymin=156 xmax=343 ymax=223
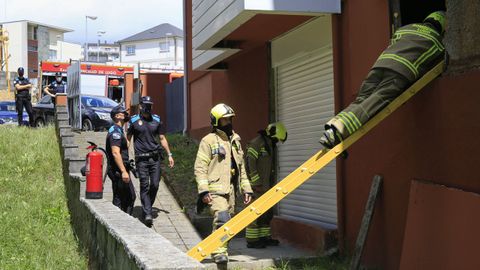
xmin=162 ymin=134 xmax=199 ymax=210
xmin=0 ymin=126 xmax=87 ymax=269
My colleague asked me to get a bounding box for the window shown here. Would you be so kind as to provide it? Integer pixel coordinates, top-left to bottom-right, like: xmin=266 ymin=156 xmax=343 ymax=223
xmin=389 ymin=0 xmax=445 ymax=33
xmin=159 ymin=41 xmax=169 ymax=52
xmin=49 ymin=50 xmax=57 ymax=60
xmin=126 ymin=45 xmax=135 ymax=55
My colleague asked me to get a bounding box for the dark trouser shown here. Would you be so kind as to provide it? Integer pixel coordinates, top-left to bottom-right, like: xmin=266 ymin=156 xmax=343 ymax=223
xmin=107 ymin=169 xmax=136 ymax=215
xmin=326 ymin=68 xmax=411 ymax=138
xmin=15 ymin=94 xmax=33 ymax=126
xmin=136 ymin=156 xmax=161 ymax=216
xmin=246 ymin=191 xmax=274 ymax=243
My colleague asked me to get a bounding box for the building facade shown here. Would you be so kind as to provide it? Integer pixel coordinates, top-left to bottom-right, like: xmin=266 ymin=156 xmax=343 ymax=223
xmin=185 ymin=0 xmax=480 ymax=269
xmin=118 ymin=23 xmax=184 ymax=71
xmin=84 ymin=42 xmax=120 ymax=63
xmin=0 ymin=20 xmax=73 ymax=78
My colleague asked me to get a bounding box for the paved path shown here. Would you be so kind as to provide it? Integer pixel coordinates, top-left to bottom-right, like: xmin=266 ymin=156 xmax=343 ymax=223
xmin=75 ymin=131 xmax=315 ymax=268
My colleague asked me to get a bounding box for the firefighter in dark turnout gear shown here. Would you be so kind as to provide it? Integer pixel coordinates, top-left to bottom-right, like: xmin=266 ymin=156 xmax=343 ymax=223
xmin=245 ymin=122 xmax=287 ymax=248
xmin=106 ymin=105 xmax=136 ymax=215
xmin=44 ymin=72 xmax=66 ymax=103
xmin=13 ymin=67 xmax=34 ymax=126
xmin=320 ymin=11 xmax=446 ymax=148
xmin=127 ymin=96 xmax=174 ymax=226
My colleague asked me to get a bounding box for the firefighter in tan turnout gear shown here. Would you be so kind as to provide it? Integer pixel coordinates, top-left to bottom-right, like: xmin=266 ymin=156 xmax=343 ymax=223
xmin=194 ymin=103 xmax=253 ymax=264
xmin=245 ymin=122 xmax=287 ymax=248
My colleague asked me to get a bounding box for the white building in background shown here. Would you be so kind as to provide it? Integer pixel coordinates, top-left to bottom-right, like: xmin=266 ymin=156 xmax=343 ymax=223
xmin=83 ymin=42 xmax=120 ymax=63
xmin=0 ymin=20 xmax=76 ymax=78
xmin=118 ymin=23 xmax=183 ymax=71
xmin=50 ymin=40 xmax=82 ymax=62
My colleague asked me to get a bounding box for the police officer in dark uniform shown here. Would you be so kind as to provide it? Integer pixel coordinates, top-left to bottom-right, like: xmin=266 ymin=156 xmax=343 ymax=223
xmin=127 ymin=96 xmax=174 ymax=226
xmin=13 ymin=67 xmax=34 ymax=126
xmin=106 ymin=105 xmax=136 ymax=215
xmin=44 ymin=72 xmax=66 ymax=103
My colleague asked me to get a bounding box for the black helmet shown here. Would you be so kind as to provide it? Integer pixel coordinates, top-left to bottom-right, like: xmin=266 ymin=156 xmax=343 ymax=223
xmin=17 ymin=67 xmax=24 ymax=77
xmin=140 ymin=96 xmax=154 ymax=104
xmin=110 ymin=104 xmax=129 ymax=120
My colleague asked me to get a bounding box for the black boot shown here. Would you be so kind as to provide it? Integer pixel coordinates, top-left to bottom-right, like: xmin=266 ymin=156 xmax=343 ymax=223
xmin=247 ymin=240 xmax=266 ymax=249
xmin=319 ymin=126 xmax=343 ymax=149
xmin=261 ymin=237 xmax=280 ymax=246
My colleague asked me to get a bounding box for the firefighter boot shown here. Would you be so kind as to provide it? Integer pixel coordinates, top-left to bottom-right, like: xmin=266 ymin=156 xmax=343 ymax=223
xmin=261 ymin=236 xmax=280 ymax=246
xmin=319 ymin=126 xmax=342 ymax=149
xmin=247 ymin=240 xmax=266 ymax=249
xmin=213 ymin=253 xmax=229 ymax=264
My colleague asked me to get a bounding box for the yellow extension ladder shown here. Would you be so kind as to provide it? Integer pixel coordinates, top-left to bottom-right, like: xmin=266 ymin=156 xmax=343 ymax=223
xmin=187 ymin=61 xmax=445 ymax=261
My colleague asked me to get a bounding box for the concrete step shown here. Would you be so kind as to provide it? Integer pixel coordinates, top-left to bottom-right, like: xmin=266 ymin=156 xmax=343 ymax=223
xmin=67 ymin=157 xmax=86 ymax=174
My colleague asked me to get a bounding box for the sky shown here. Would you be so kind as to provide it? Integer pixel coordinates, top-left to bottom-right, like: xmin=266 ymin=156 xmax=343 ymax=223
xmin=0 ymin=0 xmax=184 ymax=44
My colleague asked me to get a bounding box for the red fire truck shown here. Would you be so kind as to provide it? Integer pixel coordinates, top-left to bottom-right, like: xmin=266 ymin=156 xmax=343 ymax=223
xmin=39 ymin=61 xmax=134 ymax=102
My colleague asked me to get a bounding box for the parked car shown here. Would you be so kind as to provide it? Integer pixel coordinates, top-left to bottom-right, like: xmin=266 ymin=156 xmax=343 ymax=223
xmin=32 ymin=95 xmax=118 ymax=131
xmin=0 ymin=101 xmax=29 ymax=125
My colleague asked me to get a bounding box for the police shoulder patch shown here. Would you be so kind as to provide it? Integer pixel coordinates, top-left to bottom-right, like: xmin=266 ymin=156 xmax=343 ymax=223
xmin=152 ymin=115 xmax=161 ymax=123
xmin=130 ymin=115 xmax=140 ymax=123
xmin=112 ymin=132 xmax=122 ymax=140
xmin=108 ymin=125 xmax=116 ymax=133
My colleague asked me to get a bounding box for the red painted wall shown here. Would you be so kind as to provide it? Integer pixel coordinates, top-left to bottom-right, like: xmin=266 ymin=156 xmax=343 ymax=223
xmin=334 ymin=1 xmax=480 ymax=269
xmin=188 ymin=45 xmax=269 ymax=142
xmin=123 ymin=72 xmax=169 ymax=129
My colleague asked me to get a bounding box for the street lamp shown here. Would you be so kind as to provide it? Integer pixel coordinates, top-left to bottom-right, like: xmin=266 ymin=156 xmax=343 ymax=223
xmin=97 ymin=31 xmax=106 ymax=63
xmin=85 ymin=15 xmax=97 ymax=61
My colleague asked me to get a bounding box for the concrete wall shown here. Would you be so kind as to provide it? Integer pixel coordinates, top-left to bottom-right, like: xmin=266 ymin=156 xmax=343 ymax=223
xmin=37 ymin=26 xmax=51 ymax=64
xmin=54 ymin=105 xmax=203 ymax=270
xmin=3 ymin=21 xmax=28 ymax=75
xmin=445 ymin=0 xmax=480 ymax=73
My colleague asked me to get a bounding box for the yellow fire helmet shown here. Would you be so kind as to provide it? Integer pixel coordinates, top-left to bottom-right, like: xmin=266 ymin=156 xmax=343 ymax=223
xmin=210 ymin=103 xmax=236 ymax=127
xmin=266 ymin=122 xmax=288 ymax=142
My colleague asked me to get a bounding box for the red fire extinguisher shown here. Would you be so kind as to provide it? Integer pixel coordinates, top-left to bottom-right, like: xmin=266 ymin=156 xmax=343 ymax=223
xmin=84 ymin=141 xmax=106 ymax=199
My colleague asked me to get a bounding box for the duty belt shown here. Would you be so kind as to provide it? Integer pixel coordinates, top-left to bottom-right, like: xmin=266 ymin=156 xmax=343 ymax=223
xmin=135 ymin=150 xmax=160 ymax=158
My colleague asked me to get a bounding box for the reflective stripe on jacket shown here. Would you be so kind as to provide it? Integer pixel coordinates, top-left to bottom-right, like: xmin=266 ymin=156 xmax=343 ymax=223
xmin=373 ymin=23 xmax=444 ymax=82
xmin=245 ymin=134 xmax=274 ymax=189
xmin=194 ymin=129 xmax=253 ymax=195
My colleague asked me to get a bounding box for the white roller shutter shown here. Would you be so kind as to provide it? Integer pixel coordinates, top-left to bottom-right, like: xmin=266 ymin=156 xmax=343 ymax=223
xmin=276 ymin=46 xmax=337 ymax=229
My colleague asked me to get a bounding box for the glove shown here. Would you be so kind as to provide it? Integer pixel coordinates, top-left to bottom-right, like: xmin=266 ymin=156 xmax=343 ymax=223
xmin=196 ymin=191 xmax=210 ymax=214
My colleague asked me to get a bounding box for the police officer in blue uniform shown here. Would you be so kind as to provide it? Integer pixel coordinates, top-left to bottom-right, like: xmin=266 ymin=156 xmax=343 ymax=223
xmin=44 ymin=72 xmax=66 ymax=104
xmin=13 ymin=67 xmax=34 ymax=126
xmin=127 ymin=96 xmax=174 ymax=226
xmin=106 ymin=105 xmax=136 ymax=215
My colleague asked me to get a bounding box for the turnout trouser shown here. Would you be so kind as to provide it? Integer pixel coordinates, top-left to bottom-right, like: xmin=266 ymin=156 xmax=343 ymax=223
xmin=327 ymin=68 xmax=411 ymax=139
xmin=209 ymin=186 xmax=235 ymax=256
xmin=136 ymin=156 xmax=161 ymax=216
xmin=107 ymin=169 xmax=136 ymax=215
xmin=246 ymin=191 xmax=274 ymax=243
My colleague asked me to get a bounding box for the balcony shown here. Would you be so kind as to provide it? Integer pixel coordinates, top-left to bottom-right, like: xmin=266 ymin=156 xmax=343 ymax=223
xmin=192 ymin=0 xmax=341 ymax=70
